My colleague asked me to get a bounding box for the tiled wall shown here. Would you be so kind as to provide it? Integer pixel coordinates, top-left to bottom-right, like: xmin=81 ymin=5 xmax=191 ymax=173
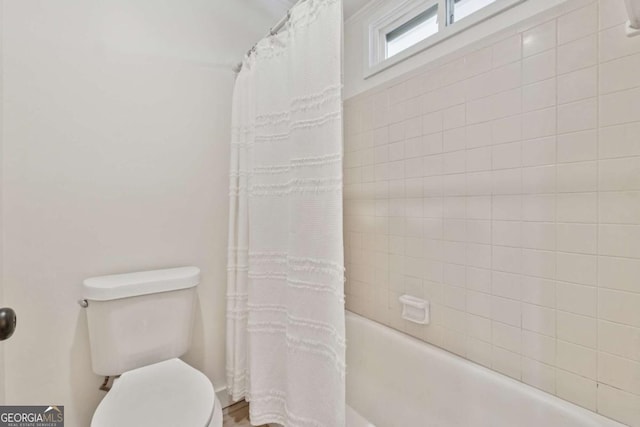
xmin=343 ymin=1 xmax=640 ymax=425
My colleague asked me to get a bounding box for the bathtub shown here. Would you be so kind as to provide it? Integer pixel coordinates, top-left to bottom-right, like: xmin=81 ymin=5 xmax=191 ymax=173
xmin=345 ymin=311 xmax=624 ymax=427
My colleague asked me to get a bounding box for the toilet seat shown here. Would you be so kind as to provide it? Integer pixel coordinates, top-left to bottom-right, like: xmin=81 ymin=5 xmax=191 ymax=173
xmin=91 ymin=358 xmax=219 ymax=427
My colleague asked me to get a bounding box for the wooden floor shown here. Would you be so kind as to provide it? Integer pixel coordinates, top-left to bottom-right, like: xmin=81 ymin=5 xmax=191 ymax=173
xmin=222 ymin=401 xmax=271 ymax=427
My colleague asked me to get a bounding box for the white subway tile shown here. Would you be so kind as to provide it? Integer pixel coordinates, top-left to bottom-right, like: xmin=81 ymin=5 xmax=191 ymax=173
xmin=443 ymin=128 xmax=467 ymax=152
xmin=558 ymin=67 xmax=598 ymax=104
xmin=558 ymin=98 xmax=598 ymax=134
xmin=557 ymin=35 xmax=597 ymax=75
xmin=493 ymin=195 xmax=522 ymax=220
xmin=600 ymin=191 xmax=640 ymax=224
xmin=599 ymin=288 xmax=640 ymax=328
xmin=522 ymin=165 xmax=556 ymax=194
xmin=466 ymin=171 xmax=493 ymax=196
xmin=467 ymin=196 xmax=492 ymax=219
xmin=599 ymin=224 xmax=640 ymax=258
xmin=599 ymin=320 xmax=640 ymax=362
xmin=556 ymin=369 xmax=597 ymax=411
xmin=597 ymin=384 xmax=640 ymax=427
xmin=557 ymin=281 xmax=597 ymax=317
xmin=599 ymin=352 xmax=640 ymax=395
xmin=466 ymin=96 xmax=494 ymax=124
xmin=523 ymin=194 xmax=556 ymax=222
xmin=443 ymin=173 xmax=466 ymax=196
xmin=443 ymin=151 xmax=466 ymax=174
xmin=522 ymin=222 xmax=556 ymax=251
xmin=492 ymin=88 xmax=523 ymax=120
xmin=600 ymin=86 xmax=640 ymax=127
xmin=599 ymin=157 xmax=640 ymax=191
xmin=466 ymin=122 xmax=494 ymax=148
xmin=599 ymin=23 xmax=640 ymax=62
xmin=521 ymin=276 xmax=556 ymax=308
xmin=492 ymin=142 xmax=522 ymax=170
xmin=492 ymin=168 xmax=522 ymax=195
xmin=491 ymin=116 xmax=522 ymax=145
xmin=523 ymin=20 xmax=557 ymax=57
xmin=492 ymin=270 xmax=522 ymax=300
xmin=557 ymin=252 xmax=597 ymax=286
xmin=493 ymin=34 xmax=522 ymax=68
xmin=466 ymin=147 xmax=492 ymax=172
xmin=522 ymin=358 xmax=556 ymax=394
xmin=467 ymin=336 xmax=493 ymax=367
xmin=523 ymin=78 xmax=557 ymax=112
xmin=444 ymin=196 xmax=466 ymax=219
xmin=492 ymin=346 xmax=522 ymax=379
xmin=557 ymin=130 xmax=597 ymax=163
xmin=557 ymin=3 xmax=598 ymax=45
xmin=557 ymin=311 xmax=597 ymax=348
xmin=423 ymin=176 xmax=443 ymax=197
xmin=598 ymin=255 xmax=640 ymax=293
xmin=466 ymin=47 xmax=493 ymax=79
xmin=424 ymin=133 xmax=444 ymax=155
xmin=557 ymin=223 xmax=597 ymax=254
xmin=557 ymin=161 xmax=598 ymax=193
xmin=493 ymin=321 xmax=522 ymax=353
xmin=523 ymin=108 xmax=556 ymax=139
xmin=600 ymin=52 xmax=640 ymax=95
xmin=557 ymin=193 xmax=597 ymax=223
xmin=443 ymin=104 xmax=466 ymax=130
xmin=467 ymin=312 xmax=492 ymax=340
xmin=522 ymin=304 xmax=556 ymax=337
xmin=467 ymin=243 xmax=492 ymax=269
xmin=522 ymin=249 xmax=556 ymax=279
xmin=467 ymin=290 xmax=492 ymax=318
xmin=599 ymin=0 xmax=631 ymax=30
xmin=522 ymin=137 xmax=556 ymax=166
xmin=422 ymin=111 xmax=443 ymax=135
xmin=522 ymin=330 xmax=556 ymax=366
xmin=467 ymin=266 xmax=492 ymax=293
xmin=492 ymin=220 xmax=522 ymax=248
xmin=493 ymin=245 xmax=522 ymax=275
xmin=557 ymin=340 xmax=597 ymax=379
xmin=523 ymin=50 xmax=557 ymax=84
xmin=599 ymin=122 xmax=640 ymax=159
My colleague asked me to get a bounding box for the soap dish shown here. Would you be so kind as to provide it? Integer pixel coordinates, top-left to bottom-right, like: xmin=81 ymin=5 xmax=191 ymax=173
xmin=399 ymin=294 xmax=430 ymax=325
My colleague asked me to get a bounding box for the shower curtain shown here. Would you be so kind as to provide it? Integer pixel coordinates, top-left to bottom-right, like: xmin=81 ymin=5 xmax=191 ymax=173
xmin=226 ymin=1 xmax=345 ymax=426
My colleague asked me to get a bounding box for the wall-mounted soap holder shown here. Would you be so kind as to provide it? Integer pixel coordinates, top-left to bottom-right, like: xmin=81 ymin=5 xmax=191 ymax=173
xmin=626 ymin=0 xmax=640 ymax=37
xmin=399 ymin=295 xmax=429 ymax=325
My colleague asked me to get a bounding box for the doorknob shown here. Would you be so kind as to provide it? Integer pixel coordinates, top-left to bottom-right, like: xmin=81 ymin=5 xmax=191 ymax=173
xmin=0 ymin=308 xmax=16 ymax=341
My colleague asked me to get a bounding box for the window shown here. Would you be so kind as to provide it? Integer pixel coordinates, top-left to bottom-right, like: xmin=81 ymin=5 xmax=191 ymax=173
xmin=368 ymin=0 xmax=524 ymax=74
xmin=386 ymin=4 xmax=439 ymax=59
xmin=449 ymin=0 xmax=498 ymax=23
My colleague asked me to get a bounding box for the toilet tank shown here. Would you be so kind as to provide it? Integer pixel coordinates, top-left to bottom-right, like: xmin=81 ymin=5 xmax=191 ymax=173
xmin=82 ymin=267 xmax=200 ymax=376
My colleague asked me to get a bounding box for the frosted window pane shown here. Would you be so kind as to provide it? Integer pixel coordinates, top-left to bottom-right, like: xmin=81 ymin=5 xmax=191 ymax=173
xmin=386 ymin=5 xmax=439 ymax=58
xmin=453 ymin=0 xmax=497 ymax=22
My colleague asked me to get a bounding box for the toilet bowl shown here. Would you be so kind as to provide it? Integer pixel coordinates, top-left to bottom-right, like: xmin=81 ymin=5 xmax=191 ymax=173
xmin=82 ymin=267 xmax=222 ymax=427
xmin=91 ymin=359 xmax=222 ymax=427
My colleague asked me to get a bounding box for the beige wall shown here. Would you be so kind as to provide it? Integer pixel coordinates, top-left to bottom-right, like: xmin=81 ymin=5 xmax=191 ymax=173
xmin=344 ymin=0 xmax=640 ymax=425
xmin=0 ymin=0 xmax=4 ymax=406
xmin=0 ymin=0 xmax=277 ymax=425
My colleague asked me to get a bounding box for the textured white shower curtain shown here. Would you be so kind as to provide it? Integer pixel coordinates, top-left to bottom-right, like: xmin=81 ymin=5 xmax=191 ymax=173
xmin=226 ymin=1 xmax=345 ymax=426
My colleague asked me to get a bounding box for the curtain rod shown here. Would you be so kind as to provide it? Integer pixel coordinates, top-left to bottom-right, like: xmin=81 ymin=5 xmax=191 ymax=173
xmin=233 ymin=0 xmax=306 ymax=73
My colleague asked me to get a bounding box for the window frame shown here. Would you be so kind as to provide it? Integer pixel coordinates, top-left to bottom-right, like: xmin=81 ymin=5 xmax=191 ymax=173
xmin=366 ymin=0 xmax=525 ymax=78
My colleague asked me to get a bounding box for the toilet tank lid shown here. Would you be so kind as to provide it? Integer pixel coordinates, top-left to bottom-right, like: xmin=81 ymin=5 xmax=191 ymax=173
xmin=83 ymin=266 xmax=200 ymax=301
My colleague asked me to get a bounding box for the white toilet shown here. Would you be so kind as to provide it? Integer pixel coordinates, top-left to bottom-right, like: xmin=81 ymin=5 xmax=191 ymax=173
xmin=82 ymin=266 xmax=223 ymax=427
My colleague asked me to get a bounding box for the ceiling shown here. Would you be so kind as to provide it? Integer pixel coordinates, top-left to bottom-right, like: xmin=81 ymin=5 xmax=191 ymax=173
xmin=264 ymin=0 xmax=372 ymax=21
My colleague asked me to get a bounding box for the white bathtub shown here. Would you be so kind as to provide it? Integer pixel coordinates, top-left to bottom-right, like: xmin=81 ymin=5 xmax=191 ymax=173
xmin=345 ymin=311 xmax=624 ymax=427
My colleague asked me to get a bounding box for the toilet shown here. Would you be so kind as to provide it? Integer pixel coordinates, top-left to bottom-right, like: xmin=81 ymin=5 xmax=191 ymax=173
xmin=82 ymin=266 xmax=223 ymax=427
